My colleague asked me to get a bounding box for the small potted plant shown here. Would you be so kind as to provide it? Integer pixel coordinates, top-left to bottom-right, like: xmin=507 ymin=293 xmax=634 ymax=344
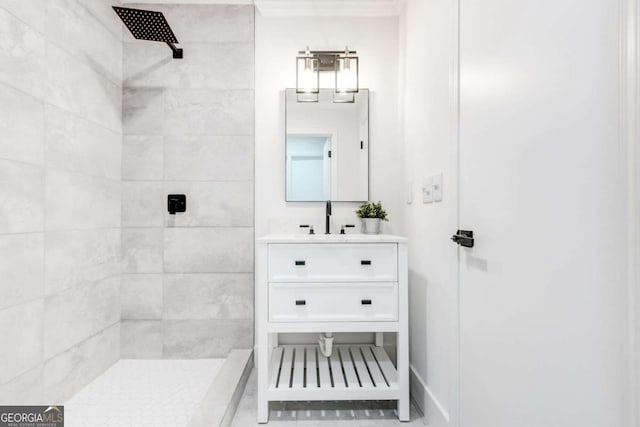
xmin=356 ymin=201 xmax=388 ymax=234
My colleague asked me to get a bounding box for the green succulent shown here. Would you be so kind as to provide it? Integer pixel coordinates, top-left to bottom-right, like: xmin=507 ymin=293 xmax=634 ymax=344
xmin=355 ymin=201 xmax=388 ymax=221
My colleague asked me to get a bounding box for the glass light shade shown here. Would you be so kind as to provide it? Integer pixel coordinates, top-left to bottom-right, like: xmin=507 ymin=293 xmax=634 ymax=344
xmin=335 ymin=56 xmax=359 ymax=93
xmin=296 ymin=56 xmax=319 ymax=94
xmin=333 ymin=92 xmax=355 ymax=103
xmin=297 ymin=92 xmax=319 ymax=103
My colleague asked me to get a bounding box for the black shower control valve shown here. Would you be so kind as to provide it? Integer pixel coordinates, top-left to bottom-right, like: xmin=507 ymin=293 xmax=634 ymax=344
xmin=167 ymin=194 xmax=186 ymax=215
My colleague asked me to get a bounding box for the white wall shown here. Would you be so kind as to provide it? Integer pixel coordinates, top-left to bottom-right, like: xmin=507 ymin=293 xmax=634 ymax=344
xmin=255 ymin=13 xmax=401 ymax=236
xmin=399 ymin=0 xmax=455 ymax=425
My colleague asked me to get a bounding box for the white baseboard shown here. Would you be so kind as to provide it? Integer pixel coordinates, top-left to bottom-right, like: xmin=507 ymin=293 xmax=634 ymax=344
xmin=410 ymin=364 xmax=450 ymax=427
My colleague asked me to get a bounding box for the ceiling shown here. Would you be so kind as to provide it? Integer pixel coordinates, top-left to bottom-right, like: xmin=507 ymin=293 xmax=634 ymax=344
xmin=120 ymin=0 xmax=405 ymax=16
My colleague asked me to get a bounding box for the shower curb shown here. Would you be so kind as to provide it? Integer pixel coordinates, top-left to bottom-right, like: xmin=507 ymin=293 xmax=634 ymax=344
xmin=189 ymin=349 xmax=253 ymax=427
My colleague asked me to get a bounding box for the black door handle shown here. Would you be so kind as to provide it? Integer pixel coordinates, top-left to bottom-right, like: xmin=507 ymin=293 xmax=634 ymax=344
xmin=451 ymin=230 xmax=474 ymax=248
xmin=361 ymin=260 xmax=372 ymax=265
xmin=295 ymin=300 xmax=306 ymax=306
xmin=361 ymin=299 xmax=372 ymax=305
xmin=295 ymin=260 xmax=306 ymax=266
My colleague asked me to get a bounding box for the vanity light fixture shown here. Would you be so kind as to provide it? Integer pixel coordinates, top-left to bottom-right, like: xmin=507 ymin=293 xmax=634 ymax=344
xmin=295 ymin=46 xmax=359 ymax=103
xmin=296 ymin=46 xmax=319 ymax=102
xmin=335 ymin=47 xmax=359 ymax=94
xmin=333 ymin=92 xmax=355 ymax=103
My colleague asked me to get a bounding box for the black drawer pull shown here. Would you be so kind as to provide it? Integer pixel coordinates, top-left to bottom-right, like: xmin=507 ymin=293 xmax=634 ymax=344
xmin=361 ymin=260 xmax=372 ymax=265
xmin=361 ymin=299 xmax=372 ymax=305
xmin=295 ymin=300 xmax=306 ymax=306
xmin=295 ymin=260 xmax=306 ymax=266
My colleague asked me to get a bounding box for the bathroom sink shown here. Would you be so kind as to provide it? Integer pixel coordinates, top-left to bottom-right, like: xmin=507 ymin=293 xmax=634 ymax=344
xmin=256 ymin=233 xmax=407 ymax=243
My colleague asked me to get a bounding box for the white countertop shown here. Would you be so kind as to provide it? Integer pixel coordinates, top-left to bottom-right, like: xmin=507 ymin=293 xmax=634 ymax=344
xmin=256 ymin=233 xmax=408 ymax=243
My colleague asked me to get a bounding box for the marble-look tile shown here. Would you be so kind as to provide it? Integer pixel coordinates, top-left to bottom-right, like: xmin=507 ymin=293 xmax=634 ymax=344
xmin=122 ymin=135 xmax=163 ymax=181
xmin=45 ymin=104 xmax=121 ymax=180
xmin=163 ymin=273 xmax=252 ymax=320
xmin=164 ymin=89 xmax=253 ymax=136
xmin=121 ymin=228 xmax=164 ymax=273
xmin=121 ymin=274 xmax=163 ymax=320
xmin=0 ymin=159 xmax=44 ymax=233
xmin=0 ymin=299 xmax=43 ymax=384
xmin=0 ymin=8 xmax=45 ymax=99
xmin=164 ymin=181 xmax=253 ymax=227
xmin=44 ymin=276 xmax=120 ymax=359
xmin=123 ymin=87 xmax=165 ymax=135
xmin=42 ymin=322 xmax=119 ymax=403
xmin=164 ymin=227 xmax=253 ymax=273
xmin=77 ymin=0 xmax=123 ymax=40
xmin=45 ymin=0 xmax=122 ymax=84
xmin=0 ymin=233 xmax=43 ymax=310
xmin=164 ymin=136 xmax=253 ymax=181
xmin=0 ymin=365 xmax=43 ymax=405
xmin=0 ymin=84 xmax=44 ymax=165
xmin=0 ymin=0 xmax=45 ymax=30
xmin=45 ymin=228 xmax=120 ymax=296
xmin=122 ymin=181 xmax=164 ymax=227
xmin=45 ymin=169 xmax=120 ymax=230
xmin=121 ymin=320 xmax=163 ymax=359
xmin=124 ymin=42 xmax=253 ymax=90
xmin=190 ymin=349 xmax=253 ymax=427
xmin=123 ymin=41 xmax=178 ymax=88
xmin=46 ymin=42 xmax=121 ymax=132
xmin=176 ymin=43 xmax=253 ymax=89
xmin=124 ymin=5 xmax=254 ymax=43
xmin=163 ymin=319 xmax=252 ymax=358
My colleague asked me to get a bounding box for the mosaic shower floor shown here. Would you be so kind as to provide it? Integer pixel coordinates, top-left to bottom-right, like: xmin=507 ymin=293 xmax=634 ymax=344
xmin=65 ymin=359 xmax=224 ymax=427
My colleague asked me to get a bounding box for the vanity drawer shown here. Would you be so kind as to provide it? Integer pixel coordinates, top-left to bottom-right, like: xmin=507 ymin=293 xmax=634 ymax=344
xmin=268 ymin=282 xmax=398 ymax=322
xmin=268 ymin=243 xmax=397 ymax=282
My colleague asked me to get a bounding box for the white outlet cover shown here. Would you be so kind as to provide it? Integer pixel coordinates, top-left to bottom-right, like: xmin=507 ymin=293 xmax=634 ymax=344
xmin=433 ymin=173 xmax=443 ymax=202
xmin=422 ymin=176 xmax=434 ymax=203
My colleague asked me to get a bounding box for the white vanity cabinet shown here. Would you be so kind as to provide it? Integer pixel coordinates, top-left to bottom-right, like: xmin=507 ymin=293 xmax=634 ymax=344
xmin=255 ymin=235 xmax=409 ymax=423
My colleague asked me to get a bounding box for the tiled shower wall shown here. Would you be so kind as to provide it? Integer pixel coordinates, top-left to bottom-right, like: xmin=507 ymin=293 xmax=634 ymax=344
xmin=0 ymin=0 xmax=122 ymax=403
xmin=120 ymin=5 xmax=254 ymax=358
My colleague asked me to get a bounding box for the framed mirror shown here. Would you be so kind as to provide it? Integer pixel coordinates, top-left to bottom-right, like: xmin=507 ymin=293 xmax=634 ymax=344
xmin=285 ymin=88 xmax=369 ymax=202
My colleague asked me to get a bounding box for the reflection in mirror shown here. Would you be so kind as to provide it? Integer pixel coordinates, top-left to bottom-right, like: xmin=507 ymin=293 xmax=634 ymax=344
xmin=286 ymin=89 xmax=369 ymax=202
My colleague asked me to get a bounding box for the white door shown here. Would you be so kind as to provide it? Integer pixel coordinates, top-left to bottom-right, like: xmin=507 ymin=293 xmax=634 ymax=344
xmin=457 ymin=0 xmax=629 ymax=426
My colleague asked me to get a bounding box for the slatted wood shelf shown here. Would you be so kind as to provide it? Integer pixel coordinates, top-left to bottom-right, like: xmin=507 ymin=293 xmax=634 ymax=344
xmin=267 ymin=345 xmax=399 ymax=401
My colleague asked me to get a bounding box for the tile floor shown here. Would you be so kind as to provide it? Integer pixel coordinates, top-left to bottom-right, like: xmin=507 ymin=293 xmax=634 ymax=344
xmin=230 ymin=370 xmax=426 ymax=426
xmin=65 ymin=359 xmax=225 ymax=427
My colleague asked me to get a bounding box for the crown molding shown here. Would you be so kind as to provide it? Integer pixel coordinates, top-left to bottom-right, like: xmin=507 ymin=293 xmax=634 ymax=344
xmin=121 ymin=0 xmax=403 ymax=16
xmin=122 ymin=0 xmax=253 ymax=4
xmin=254 ymin=0 xmax=404 ymax=17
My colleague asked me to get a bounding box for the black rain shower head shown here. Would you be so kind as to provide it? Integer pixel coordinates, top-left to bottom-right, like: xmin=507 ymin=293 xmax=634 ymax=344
xmin=113 ymin=6 xmax=183 ymax=59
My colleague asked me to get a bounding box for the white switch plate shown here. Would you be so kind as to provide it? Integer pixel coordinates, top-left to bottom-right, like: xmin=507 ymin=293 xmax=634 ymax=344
xmin=407 ymin=180 xmax=413 ymax=204
xmin=422 ymin=176 xmax=434 ymax=203
xmin=433 ymin=173 xmax=443 ymax=202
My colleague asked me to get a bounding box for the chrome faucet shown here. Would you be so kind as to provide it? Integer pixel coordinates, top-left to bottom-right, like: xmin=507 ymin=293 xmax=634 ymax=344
xmin=325 ymin=200 xmax=332 ymax=234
